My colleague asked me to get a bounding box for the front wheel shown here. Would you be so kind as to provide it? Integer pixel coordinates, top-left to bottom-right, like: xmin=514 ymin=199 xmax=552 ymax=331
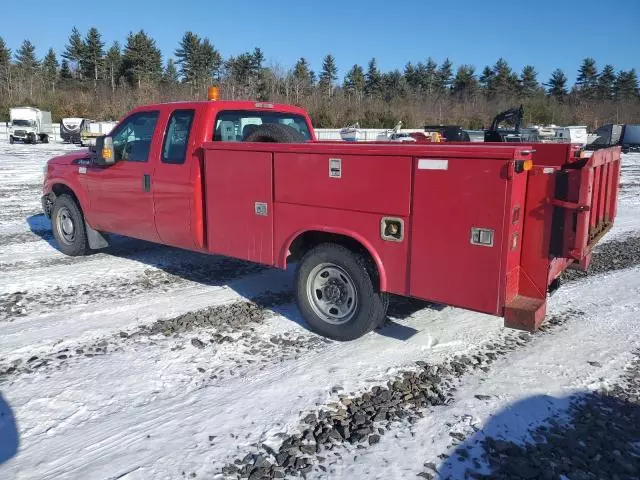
xmin=9 ymin=136 xmax=14 ymax=144
xmin=51 ymin=194 xmax=89 ymax=256
xmin=295 ymin=244 xmax=388 ymax=341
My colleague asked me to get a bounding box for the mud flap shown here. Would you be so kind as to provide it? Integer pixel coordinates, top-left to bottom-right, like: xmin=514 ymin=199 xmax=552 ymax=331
xmin=85 ymin=221 xmax=109 ymax=249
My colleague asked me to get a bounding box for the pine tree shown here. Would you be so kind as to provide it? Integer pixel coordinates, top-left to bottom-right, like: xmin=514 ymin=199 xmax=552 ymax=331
xmin=404 ymin=62 xmax=418 ymax=91
xmin=343 ymin=64 xmax=365 ymax=97
xmin=381 ymin=70 xmax=405 ymax=100
xmin=175 ymin=32 xmax=222 ymax=89
xmin=452 ymin=65 xmax=478 ymax=98
xmin=435 ymin=58 xmax=453 ymax=93
xmin=59 ymin=59 xmax=72 ymax=80
xmin=519 ymin=65 xmax=539 ymax=97
xmin=104 ymin=42 xmax=121 ymax=92
xmin=121 ymin=30 xmax=162 ymax=88
xmin=41 ymin=48 xmax=58 ymax=92
xmin=162 ymin=58 xmax=180 ymax=85
xmin=424 ymin=58 xmax=438 ymax=94
xmin=614 ymin=69 xmax=639 ymax=100
xmin=0 ymin=37 xmax=11 ymax=98
xmin=598 ymin=64 xmax=616 ymax=100
xmin=83 ymin=27 xmax=104 ymax=84
xmin=292 ymin=57 xmax=314 ymax=101
xmin=489 ymin=58 xmax=518 ymax=97
xmin=15 ymin=40 xmax=40 ymax=98
xmin=63 ymin=27 xmax=85 ymax=79
xmin=318 ymin=54 xmax=337 ymax=97
xmin=365 ymin=58 xmax=382 ymax=96
xmin=576 ymin=58 xmax=599 ymax=98
xmin=175 ymin=31 xmax=201 ymax=85
xmin=545 ymin=68 xmax=568 ymax=100
xmin=479 ymin=66 xmax=494 ymax=92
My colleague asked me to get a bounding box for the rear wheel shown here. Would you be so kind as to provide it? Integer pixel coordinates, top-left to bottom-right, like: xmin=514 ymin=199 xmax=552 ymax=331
xmin=51 ymin=194 xmax=89 ymax=256
xmin=295 ymin=244 xmax=388 ymax=341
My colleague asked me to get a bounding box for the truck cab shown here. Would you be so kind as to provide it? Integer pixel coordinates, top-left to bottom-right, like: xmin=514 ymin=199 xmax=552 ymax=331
xmin=43 ymin=100 xmax=315 ymax=250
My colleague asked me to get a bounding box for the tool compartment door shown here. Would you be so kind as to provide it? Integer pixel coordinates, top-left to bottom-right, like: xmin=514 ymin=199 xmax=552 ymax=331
xmin=204 ymin=149 xmax=274 ymax=265
xmin=409 ymin=157 xmax=509 ymax=314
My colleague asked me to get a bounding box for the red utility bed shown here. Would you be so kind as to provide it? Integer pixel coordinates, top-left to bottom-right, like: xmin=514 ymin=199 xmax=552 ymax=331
xmin=200 ymin=141 xmax=621 ymax=331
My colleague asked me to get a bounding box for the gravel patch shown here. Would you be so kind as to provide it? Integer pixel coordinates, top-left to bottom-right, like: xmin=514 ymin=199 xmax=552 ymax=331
xmin=220 ymin=310 xmax=584 ymax=479
xmin=429 ymin=350 xmax=640 ymax=480
xmin=563 ymin=234 xmax=640 ymax=282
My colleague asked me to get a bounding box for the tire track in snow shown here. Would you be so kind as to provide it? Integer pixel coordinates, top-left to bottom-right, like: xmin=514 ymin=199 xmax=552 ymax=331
xmin=1 ymin=253 xmax=264 ymax=321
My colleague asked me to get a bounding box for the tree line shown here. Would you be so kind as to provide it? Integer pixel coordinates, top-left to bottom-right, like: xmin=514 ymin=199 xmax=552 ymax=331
xmin=0 ymin=27 xmax=638 ymax=129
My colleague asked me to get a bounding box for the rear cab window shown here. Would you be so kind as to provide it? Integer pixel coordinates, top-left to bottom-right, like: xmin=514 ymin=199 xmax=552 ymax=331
xmin=213 ymin=110 xmax=311 ymax=142
xmin=162 ymin=109 xmax=195 ymax=164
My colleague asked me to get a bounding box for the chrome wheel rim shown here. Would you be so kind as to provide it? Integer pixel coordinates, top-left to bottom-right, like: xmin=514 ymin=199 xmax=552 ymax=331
xmin=56 ymin=207 xmax=76 ymax=244
xmin=306 ymin=263 xmax=358 ymax=325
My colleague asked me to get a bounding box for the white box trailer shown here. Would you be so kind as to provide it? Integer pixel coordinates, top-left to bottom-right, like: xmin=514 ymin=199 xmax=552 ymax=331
xmin=8 ymin=107 xmax=53 ymax=144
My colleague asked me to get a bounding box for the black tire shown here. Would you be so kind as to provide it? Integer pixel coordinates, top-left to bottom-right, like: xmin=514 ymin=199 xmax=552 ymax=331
xmin=9 ymin=136 xmax=14 ymax=144
xmin=51 ymin=194 xmax=89 ymax=256
xmin=295 ymin=243 xmax=388 ymax=341
xmin=244 ymin=123 xmax=305 ymax=143
xmin=28 ymin=134 xmax=36 ymax=144
xmin=41 ymin=135 xmax=49 ymax=144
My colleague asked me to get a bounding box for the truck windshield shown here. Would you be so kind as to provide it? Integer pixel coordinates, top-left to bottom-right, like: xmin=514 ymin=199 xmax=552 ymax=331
xmin=214 ymin=110 xmax=311 ymax=141
xmin=12 ymin=119 xmax=33 ymax=127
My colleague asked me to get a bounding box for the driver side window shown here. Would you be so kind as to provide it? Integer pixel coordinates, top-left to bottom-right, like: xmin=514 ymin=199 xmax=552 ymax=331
xmin=112 ymin=111 xmax=159 ymax=162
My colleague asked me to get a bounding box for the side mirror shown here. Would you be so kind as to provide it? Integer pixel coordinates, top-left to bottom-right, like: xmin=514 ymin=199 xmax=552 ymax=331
xmin=91 ymin=136 xmax=116 ymax=166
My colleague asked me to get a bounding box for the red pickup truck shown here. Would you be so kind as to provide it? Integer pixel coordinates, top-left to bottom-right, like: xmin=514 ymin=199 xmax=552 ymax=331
xmin=41 ymin=97 xmax=622 ymax=340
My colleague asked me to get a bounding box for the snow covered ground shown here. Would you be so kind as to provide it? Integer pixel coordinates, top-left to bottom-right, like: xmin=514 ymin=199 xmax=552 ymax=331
xmin=0 ymin=143 xmax=638 ymax=479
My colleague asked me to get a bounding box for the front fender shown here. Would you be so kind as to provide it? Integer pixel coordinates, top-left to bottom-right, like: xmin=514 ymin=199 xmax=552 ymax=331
xmin=44 ymin=172 xmax=94 ymax=227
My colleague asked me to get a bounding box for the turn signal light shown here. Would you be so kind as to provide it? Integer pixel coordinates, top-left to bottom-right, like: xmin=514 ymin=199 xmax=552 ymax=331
xmin=102 ymin=148 xmax=113 ymax=161
xmin=515 ymin=159 xmax=533 ymax=173
xmin=207 ymin=85 xmax=220 ymax=101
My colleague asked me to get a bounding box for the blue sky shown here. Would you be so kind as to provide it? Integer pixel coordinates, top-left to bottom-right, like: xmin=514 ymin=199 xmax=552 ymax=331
xmin=1 ymin=0 xmax=639 ymax=85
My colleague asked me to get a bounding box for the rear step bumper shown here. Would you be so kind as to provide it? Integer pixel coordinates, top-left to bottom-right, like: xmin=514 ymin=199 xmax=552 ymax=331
xmin=504 ymin=295 xmax=546 ymax=331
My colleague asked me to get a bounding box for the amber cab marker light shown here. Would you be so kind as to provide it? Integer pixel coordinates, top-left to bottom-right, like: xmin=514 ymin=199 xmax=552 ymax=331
xmin=207 ymin=85 xmax=220 ymax=101
xmin=102 ymin=148 xmax=113 ymax=162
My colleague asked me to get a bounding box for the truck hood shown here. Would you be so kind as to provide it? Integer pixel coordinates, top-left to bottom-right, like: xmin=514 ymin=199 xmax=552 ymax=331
xmin=48 ymin=150 xmax=91 ymax=166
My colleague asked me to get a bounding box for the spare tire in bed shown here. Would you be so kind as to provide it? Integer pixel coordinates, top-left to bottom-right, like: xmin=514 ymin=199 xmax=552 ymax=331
xmin=244 ymin=123 xmax=306 ymax=143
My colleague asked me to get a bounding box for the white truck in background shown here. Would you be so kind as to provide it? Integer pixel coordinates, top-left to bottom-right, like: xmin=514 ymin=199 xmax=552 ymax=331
xmin=9 ymin=107 xmax=54 ymax=144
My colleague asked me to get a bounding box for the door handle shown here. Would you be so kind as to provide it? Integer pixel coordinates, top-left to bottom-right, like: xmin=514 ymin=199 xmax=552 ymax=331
xmin=143 ymin=174 xmax=151 ymax=192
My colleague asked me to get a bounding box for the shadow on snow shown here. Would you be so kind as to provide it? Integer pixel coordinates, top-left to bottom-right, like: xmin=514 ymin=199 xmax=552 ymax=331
xmin=0 ymin=393 xmax=18 ymax=465
xmin=27 ymin=214 xmax=442 ymax=340
xmin=435 ymin=391 xmax=640 ymax=480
